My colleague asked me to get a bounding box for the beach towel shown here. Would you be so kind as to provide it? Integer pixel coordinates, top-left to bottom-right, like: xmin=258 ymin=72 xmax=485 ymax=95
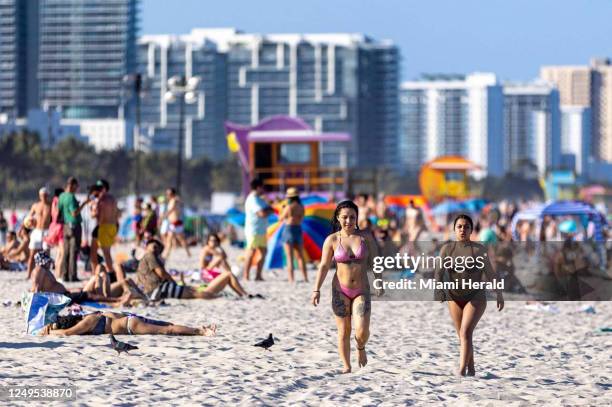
xmin=21 ymin=292 xmax=71 ymax=335
xmin=79 ymin=301 xmax=112 ymax=309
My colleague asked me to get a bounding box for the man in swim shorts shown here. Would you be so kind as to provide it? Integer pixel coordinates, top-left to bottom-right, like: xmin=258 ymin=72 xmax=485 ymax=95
xmin=91 ymin=179 xmax=120 ymax=278
xmin=243 ymin=179 xmax=273 ymax=281
xmin=26 ymin=187 xmax=52 ymax=280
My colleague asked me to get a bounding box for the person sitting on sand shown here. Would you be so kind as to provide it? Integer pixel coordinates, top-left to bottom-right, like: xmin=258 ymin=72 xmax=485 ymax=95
xmin=6 ymin=226 xmax=31 ymax=264
xmin=311 ymin=200 xmax=380 ymax=374
xmin=434 ymin=214 xmax=504 ymax=377
xmin=39 ymin=312 xmax=216 ymax=336
xmin=30 ymin=251 xmax=132 ymax=307
xmin=199 ymin=233 xmax=233 ymax=277
xmin=0 ymin=231 xmax=27 ymax=271
xmin=85 ymin=263 xmax=149 ymax=303
xmin=1 ymin=230 xmax=18 ymax=257
xmin=139 ymin=238 xmax=251 ymax=300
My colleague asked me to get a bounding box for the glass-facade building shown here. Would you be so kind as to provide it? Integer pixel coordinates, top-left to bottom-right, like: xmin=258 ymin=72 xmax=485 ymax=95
xmin=38 ymin=0 xmax=139 ymax=119
xmin=399 ymin=73 xmax=504 ymax=177
xmin=221 ymin=31 xmax=399 ymax=168
xmin=137 ymin=29 xmax=399 ymax=166
xmin=0 ymin=0 xmax=38 ymax=118
xmin=138 ymin=34 xmax=228 ymax=159
xmin=503 ymin=82 xmax=561 ymax=176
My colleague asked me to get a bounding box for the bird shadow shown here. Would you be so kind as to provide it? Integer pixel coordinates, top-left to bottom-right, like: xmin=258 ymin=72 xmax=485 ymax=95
xmin=0 ymin=341 xmax=64 ymax=349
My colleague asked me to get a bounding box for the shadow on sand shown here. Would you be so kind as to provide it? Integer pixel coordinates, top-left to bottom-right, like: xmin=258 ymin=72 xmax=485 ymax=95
xmin=0 ymin=341 xmax=65 ymax=349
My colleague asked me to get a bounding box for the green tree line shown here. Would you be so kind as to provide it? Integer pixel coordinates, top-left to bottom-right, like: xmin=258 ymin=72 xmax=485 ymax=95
xmin=0 ymin=131 xmax=242 ymax=207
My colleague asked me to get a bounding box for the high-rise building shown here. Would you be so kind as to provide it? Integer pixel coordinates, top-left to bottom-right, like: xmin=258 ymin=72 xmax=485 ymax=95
xmin=561 ymin=106 xmax=591 ymax=179
xmin=399 ymin=73 xmax=504 ymax=177
xmin=0 ymin=0 xmax=38 ymax=118
xmin=591 ymin=59 xmax=612 ymax=162
xmin=138 ymin=29 xmax=399 ymax=166
xmin=38 ymin=0 xmax=139 ymax=119
xmin=540 ymin=66 xmax=591 ymax=107
xmin=503 ymin=82 xmax=561 ymax=176
xmin=138 ymin=33 xmax=227 ymax=160
xmin=541 ymin=59 xmax=612 ymax=162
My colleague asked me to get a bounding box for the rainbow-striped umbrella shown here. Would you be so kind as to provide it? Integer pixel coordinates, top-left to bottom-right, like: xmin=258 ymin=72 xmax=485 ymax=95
xmin=263 ymin=197 xmax=334 ymax=270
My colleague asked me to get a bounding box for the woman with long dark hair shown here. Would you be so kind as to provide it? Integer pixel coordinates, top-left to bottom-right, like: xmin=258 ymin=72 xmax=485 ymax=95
xmin=435 ymin=214 xmax=504 ymax=376
xmin=311 ymin=200 xmax=379 ymax=373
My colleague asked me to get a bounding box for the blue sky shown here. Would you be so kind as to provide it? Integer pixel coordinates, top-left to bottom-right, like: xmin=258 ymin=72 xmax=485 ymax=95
xmin=142 ymin=0 xmax=611 ymax=82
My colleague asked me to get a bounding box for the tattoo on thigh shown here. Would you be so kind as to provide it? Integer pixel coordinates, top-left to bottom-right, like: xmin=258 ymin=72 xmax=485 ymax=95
xmin=332 ymin=286 xmax=349 ymax=317
xmin=355 ymin=298 xmax=371 ymax=317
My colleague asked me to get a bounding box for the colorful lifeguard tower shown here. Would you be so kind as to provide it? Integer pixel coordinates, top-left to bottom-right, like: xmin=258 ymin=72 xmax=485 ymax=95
xmin=419 ymin=156 xmax=481 ymax=203
xmin=225 ymin=116 xmax=350 ymax=196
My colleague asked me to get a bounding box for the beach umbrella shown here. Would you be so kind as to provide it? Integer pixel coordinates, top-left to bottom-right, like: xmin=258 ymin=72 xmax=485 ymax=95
xmin=263 ymin=199 xmax=335 ymax=270
xmin=461 ymin=198 xmax=488 ymax=213
xmin=510 ymin=200 xmax=607 ymax=240
xmin=431 ymin=200 xmax=465 ymax=216
xmin=21 ymin=292 xmax=71 ymax=335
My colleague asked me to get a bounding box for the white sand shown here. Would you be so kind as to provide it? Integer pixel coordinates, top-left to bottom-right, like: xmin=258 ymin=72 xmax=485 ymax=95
xmin=1 ymin=245 xmax=611 ymax=406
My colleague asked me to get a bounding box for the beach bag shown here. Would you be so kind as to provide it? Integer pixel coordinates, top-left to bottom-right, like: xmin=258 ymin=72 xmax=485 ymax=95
xmin=21 ymin=292 xmax=71 ymax=335
xmin=45 ymin=222 xmax=63 ymax=247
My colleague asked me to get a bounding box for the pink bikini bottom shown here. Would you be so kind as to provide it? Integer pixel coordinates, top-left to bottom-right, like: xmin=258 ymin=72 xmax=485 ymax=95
xmin=339 ymin=283 xmax=363 ymax=300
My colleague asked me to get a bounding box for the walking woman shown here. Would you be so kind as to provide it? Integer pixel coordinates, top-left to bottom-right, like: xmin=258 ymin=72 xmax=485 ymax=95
xmin=435 ymin=214 xmax=504 ymax=376
xmin=311 ymin=200 xmax=379 ymax=373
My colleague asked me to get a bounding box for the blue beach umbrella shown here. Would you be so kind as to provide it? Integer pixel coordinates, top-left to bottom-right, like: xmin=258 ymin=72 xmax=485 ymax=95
xmin=22 ymin=292 xmax=71 ymax=335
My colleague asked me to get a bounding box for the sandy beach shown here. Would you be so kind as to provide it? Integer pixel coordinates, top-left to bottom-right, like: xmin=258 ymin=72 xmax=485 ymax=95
xmin=1 ymin=244 xmax=611 ymax=406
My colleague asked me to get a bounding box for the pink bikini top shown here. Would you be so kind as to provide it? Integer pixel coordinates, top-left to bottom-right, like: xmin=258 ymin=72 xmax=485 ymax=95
xmin=334 ymin=234 xmax=367 ymax=263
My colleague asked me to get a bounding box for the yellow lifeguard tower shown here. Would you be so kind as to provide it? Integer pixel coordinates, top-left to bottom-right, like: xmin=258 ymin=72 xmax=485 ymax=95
xmin=419 ymin=156 xmax=481 ymax=203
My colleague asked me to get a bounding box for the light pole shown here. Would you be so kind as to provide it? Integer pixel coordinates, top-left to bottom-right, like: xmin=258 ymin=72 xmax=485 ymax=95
xmin=123 ymin=73 xmax=149 ymax=197
xmin=165 ymin=75 xmax=200 ymax=195
xmin=42 ymin=100 xmax=54 ymax=148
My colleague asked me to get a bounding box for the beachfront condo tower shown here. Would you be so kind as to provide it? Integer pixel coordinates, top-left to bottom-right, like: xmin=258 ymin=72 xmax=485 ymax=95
xmin=0 ymin=0 xmax=39 ymax=119
xmin=138 ymin=28 xmax=399 ymax=167
xmin=502 ymin=81 xmax=561 ymax=177
xmin=399 ymin=73 xmax=504 ymax=178
xmin=38 ymin=0 xmax=139 ymax=119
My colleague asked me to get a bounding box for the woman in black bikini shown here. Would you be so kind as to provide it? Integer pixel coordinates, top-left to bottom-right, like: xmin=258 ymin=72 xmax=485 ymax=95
xmin=311 ymin=200 xmax=379 ymax=373
xmin=40 ymin=312 xmax=217 ymax=336
xmin=435 ymin=214 xmax=504 ymax=376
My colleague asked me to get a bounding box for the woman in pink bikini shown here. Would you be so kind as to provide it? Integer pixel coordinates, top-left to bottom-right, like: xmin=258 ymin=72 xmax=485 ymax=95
xmin=311 ymin=200 xmax=378 ymax=373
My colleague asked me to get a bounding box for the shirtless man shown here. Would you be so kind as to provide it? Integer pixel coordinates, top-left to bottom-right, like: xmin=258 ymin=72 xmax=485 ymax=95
xmin=279 ymin=188 xmax=308 ymax=282
xmin=90 ymin=179 xmax=120 ymax=278
xmin=26 ymin=187 xmax=52 ymax=279
xmin=162 ymin=188 xmax=191 ymax=259
xmin=30 ymin=251 xmax=131 ymax=306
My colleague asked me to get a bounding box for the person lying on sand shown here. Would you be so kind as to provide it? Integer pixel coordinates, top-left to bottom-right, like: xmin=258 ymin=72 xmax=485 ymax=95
xmin=139 ymin=238 xmax=254 ymax=300
xmin=30 ymin=251 xmax=133 ymax=307
xmin=39 ymin=311 xmax=216 ymax=336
